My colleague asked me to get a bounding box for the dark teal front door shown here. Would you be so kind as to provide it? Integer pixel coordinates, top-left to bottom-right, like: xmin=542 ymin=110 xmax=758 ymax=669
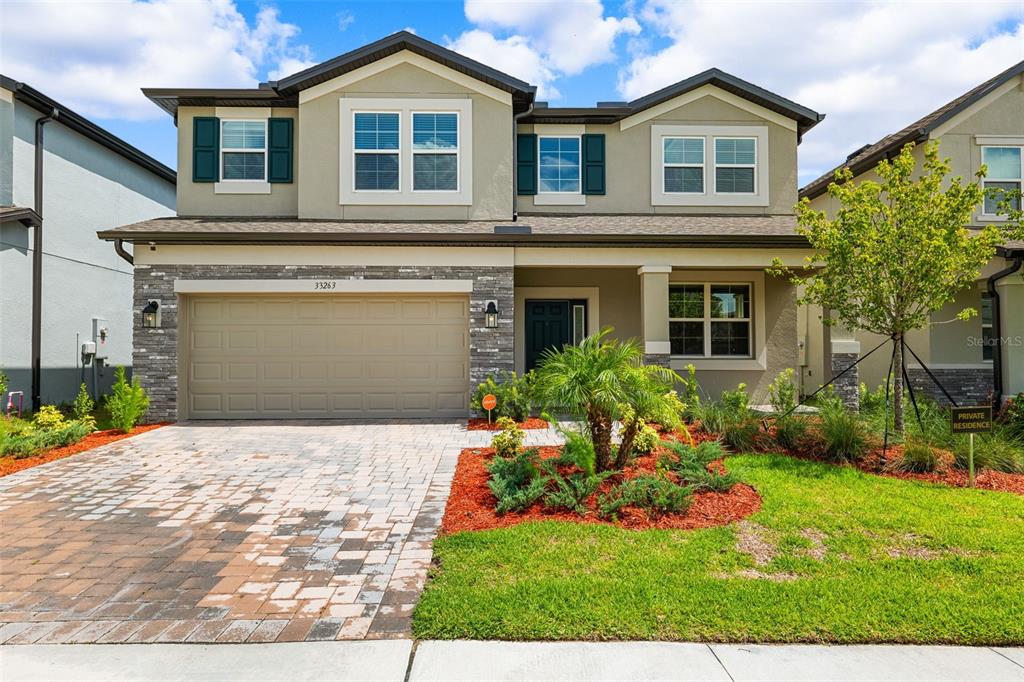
xmin=525 ymin=300 xmax=573 ymax=371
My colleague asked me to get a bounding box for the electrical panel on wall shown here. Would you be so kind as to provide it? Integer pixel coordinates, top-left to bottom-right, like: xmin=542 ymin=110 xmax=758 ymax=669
xmin=92 ymin=317 xmax=109 ymax=361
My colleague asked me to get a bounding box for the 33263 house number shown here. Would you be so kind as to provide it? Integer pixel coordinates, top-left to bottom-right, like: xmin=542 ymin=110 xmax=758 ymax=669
xmin=313 ymin=281 xmax=336 ymax=290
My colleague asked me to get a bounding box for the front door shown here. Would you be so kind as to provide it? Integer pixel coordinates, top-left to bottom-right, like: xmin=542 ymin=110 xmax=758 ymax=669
xmin=525 ymin=299 xmax=587 ymax=371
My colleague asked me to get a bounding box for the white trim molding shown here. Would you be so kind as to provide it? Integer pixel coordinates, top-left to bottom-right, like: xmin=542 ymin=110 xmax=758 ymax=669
xmin=174 ymin=279 xmax=474 ymax=294
xmin=645 ymin=341 xmax=671 ymax=355
xmin=650 ymin=124 xmax=769 ymax=207
xmin=214 ymin=181 xmax=271 ymax=195
xmin=620 ymin=85 xmax=798 ymax=132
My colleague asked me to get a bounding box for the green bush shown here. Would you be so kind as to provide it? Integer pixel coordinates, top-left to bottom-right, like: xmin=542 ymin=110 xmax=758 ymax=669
xmin=768 ymin=368 xmax=797 ymax=415
xmin=0 ymin=368 xmax=7 ymax=401
xmin=953 ymin=433 xmax=1024 ymax=474
xmin=491 ymin=417 xmax=525 ymax=458
xmin=773 ymin=415 xmax=808 ymax=451
xmin=33 ymin=405 xmax=66 ymax=430
xmin=106 ymin=367 xmax=149 ymax=433
xmin=721 ymin=416 xmax=762 ymax=452
xmin=659 ymin=440 xmax=737 ymax=492
xmin=1 ymin=420 xmax=92 ymax=459
xmin=818 ymin=400 xmax=870 ymax=463
xmin=859 ymin=382 xmax=889 ymax=415
xmin=692 ymin=401 xmax=728 ymax=435
xmin=557 ymin=427 xmax=596 ymax=476
xmin=543 ymin=471 xmax=610 ymax=514
xmin=471 ymin=372 xmax=534 ymax=421
xmin=597 ymin=475 xmax=692 ymax=519
xmin=632 ymin=422 xmax=661 ymax=455
xmin=680 ymin=364 xmax=701 ymax=420
xmin=72 ymin=383 xmax=97 ymax=430
xmin=896 ymin=440 xmax=946 ymax=473
xmin=1000 ymin=393 xmax=1024 ymax=443
xmin=487 ymin=448 xmax=547 ymax=514
xmin=721 ymin=383 xmax=749 ymax=415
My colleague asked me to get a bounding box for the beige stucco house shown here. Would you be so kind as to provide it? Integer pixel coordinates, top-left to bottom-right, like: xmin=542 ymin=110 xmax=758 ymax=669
xmin=801 ymin=60 xmax=1024 ymax=408
xmin=100 ymin=31 xmax=826 ymax=421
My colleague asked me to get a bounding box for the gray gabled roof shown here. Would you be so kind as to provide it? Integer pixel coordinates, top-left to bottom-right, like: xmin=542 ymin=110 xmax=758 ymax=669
xmin=801 ymin=59 xmax=1024 ymax=201
xmin=526 ymin=68 xmax=825 ymax=139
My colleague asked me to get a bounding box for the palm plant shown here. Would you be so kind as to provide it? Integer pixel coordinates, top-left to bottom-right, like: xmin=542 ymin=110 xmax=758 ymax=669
xmin=532 ymin=327 xmax=681 ymax=472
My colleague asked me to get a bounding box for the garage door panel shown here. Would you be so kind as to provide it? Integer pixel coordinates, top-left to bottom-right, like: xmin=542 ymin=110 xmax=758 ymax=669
xmin=187 ymin=294 xmax=469 ymax=419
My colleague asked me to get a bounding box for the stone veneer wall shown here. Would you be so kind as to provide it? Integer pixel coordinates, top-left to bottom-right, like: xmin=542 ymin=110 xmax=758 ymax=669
xmin=906 ymin=367 xmax=993 ymax=407
xmin=830 ymin=352 xmax=860 ymax=411
xmin=133 ymin=264 xmax=514 ymax=422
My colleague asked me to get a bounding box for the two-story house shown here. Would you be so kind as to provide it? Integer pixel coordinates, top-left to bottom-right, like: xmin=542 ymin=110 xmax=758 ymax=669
xmin=99 ymin=31 xmax=825 ymax=421
xmin=801 ymin=60 xmax=1024 ymax=408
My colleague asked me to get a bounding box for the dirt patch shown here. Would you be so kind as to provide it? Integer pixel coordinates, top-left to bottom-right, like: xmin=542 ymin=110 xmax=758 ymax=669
xmin=720 ymin=568 xmax=800 ymax=583
xmin=0 ymin=423 xmax=167 ymax=477
xmin=466 ymin=417 xmax=549 ymax=431
xmin=798 ymin=528 xmax=829 ymax=561
xmin=734 ymin=521 xmax=777 ymax=565
xmin=440 ymin=444 xmax=761 ymax=533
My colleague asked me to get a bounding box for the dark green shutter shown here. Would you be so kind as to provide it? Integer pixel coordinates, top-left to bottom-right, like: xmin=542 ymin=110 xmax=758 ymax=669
xmin=192 ymin=117 xmax=219 ymax=183
xmin=517 ymin=133 xmax=537 ymax=195
xmin=582 ymin=134 xmax=605 ymax=195
xmin=267 ymin=118 xmax=294 ymax=183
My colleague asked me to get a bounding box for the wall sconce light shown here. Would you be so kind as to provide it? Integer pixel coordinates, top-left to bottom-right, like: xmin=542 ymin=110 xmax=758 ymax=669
xmin=484 ymin=300 xmax=499 ymax=329
xmin=142 ymin=300 xmax=160 ymax=328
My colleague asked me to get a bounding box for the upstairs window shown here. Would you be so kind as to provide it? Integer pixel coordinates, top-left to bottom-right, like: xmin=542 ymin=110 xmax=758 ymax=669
xmin=221 ymin=120 xmax=266 ymax=181
xmin=412 ymin=113 xmax=458 ymax=191
xmin=714 ymin=137 xmax=756 ymax=194
xmin=539 ymin=136 xmax=581 ymax=193
xmin=669 ymin=283 xmax=752 ymax=358
xmin=354 ymin=112 xmax=400 ymax=191
xmin=982 ymin=146 xmax=1022 ymax=215
xmin=981 ymin=292 xmax=994 ymax=362
xmin=663 ymin=137 xmax=704 ymax=194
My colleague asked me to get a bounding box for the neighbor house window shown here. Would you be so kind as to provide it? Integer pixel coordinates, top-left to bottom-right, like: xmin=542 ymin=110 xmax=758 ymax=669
xmin=412 ymin=112 xmax=458 ymax=191
xmin=714 ymin=137 xmax=756 ymax=194
xmin=354 ymin=112 xmax=400 ymax=191
xmin=663 ymin=137 xmax=704 ymax=193
xmin=221 ymin=120 xmax=266 ymax=181
xmin=982 ymin=146 xmax=1022 ymax=215
xmin=538 ymin=136 xmax=580 ymax=193
xmin=981 ymin=292 xmax=994 ymax=362
xmin=669 ymin=283 xmax=752 ymax=357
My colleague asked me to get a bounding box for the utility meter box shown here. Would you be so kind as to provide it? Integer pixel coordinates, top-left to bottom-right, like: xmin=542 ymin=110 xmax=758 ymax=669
xmin=92 ymin=317 xmax=110 ymax=361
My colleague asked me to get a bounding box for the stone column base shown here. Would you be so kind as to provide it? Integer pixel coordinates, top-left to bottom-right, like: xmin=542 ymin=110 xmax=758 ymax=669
xmin=830 ymin=340 xmax=861 ymax=411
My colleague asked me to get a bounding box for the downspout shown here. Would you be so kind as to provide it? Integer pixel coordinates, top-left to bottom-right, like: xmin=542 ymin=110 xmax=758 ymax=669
xmin=31 ymin=108 xmax=58 ymax=412
xmin=114 ymin=239 xmax=134 ymax=265
xmin=511 ymin=101 xmax=536 ymax=222
xmin=987 ymin=253 xmax=1023 ymax=411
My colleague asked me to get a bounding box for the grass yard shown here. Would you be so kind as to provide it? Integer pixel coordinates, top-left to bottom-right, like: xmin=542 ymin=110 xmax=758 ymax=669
xmin=413 ymin=453 xmax=1024 ymax=644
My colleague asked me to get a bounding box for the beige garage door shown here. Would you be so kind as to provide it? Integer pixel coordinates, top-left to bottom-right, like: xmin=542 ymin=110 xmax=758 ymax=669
xmin=184 ymin=294 xmax=470 ymax=419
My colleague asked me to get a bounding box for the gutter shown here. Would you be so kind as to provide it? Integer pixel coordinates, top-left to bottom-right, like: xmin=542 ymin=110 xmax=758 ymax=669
xmin=31 ymin=107 xmax=58 ymax=411
xmin=987 ymin=252 xmax=1024 ymax=410
xmin=113 ymin=239 xmax=134 ymax=265
xmin=511 ymin=101 xmax=536 ymax=222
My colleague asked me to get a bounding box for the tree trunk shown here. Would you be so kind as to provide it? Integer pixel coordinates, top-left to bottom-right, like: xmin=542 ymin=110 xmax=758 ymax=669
xmin=892 ymin=334 xmax=905 ymax=435
xmin=589 ymin=407 xmax=613 ymax=472
xmin=615 ymin=419 xmax=640 ymax=469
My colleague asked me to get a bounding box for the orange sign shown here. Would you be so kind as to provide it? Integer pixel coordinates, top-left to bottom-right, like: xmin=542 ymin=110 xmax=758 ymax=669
xmin=481 ymin=394 xmax=498 ymax=411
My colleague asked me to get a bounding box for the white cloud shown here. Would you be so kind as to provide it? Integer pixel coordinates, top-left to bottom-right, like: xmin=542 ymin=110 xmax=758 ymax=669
xmin=619 ymin=0 xmax=1024 ymax=184
xmin=447 ymin=0 xmax=638 ymax=99
xmin=0 ymin=0 xmax=315 ymax=120
xmin=337 ymin=10 xmax=355 ymax=32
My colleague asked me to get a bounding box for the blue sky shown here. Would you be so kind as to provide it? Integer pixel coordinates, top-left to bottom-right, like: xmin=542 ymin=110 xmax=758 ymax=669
xmin=2 ymin=0 xmax=1022 ymax=185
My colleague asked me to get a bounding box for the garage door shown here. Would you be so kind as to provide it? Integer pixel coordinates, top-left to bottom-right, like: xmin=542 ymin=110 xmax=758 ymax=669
xmin=184 ymin=294 xmax=470 ymax=419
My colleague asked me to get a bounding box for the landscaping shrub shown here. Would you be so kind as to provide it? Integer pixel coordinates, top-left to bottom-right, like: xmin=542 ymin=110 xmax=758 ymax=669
xmin=721 ymin=416 xmax=762 ymax=453
xmin=1 ymin=420 xmax=92 ymax=459
xmin=721 ymin=383 xmax=749 ymax=415
xmin=679 ymin=364 xmax=701 ymax=422
xmin=999 ymin=393 xmax=1024 ymax=443
xmin=542 ymin=471 xmax=610 ymax=514
xmin=557 ymin=426 xmax=596 ymax=476
xmin=773 ymin=415 xmax=808 ymax=451
xmin=33 ymin=405 xmax=66 ymax=430
xmin=633 ymin=422 xmax=661 ymax=455
xmin=691 ymin=401 xmax=728 ymax=435
xmin=0 ymin=368 xmax=7 ymax=401
xmin=106 ymin=367 xmax=149 ymax=433
xmin=491 ymin=417 xmax=525 ymax=458
xmin=818 ymin=400 xmax=870 ymax=462
xmin=597 ymin=475 xmax=692 ymax=519
xmin=953 ymin=433 xmax=1024 ymax=474
xmin=470 ymin=372 xmax=534 ymax=422
xmin=72 ymin=383 xmax=97 ymax=430
xmin=487 ymin=448 xmax=548 ymax=514
xmin=895 ymin=440 xmax=947 ymax=474
xmin=768 ymin=368 xmax=797 ymax=415
xmin=659 ymin=440 xmax=737 ymax=493
xmin=859 ymin=382 xmax=889 ymax=415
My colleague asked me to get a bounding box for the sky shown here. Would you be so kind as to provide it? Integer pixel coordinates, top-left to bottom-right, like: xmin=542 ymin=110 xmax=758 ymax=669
xmin=1 ymin=0 xmax=1023 ymax=187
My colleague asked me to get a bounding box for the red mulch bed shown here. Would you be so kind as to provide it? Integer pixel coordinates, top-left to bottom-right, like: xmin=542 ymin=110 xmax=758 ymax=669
xmin=441 ymin=440 xmax=762 ymax=534
xmin=0 ymin=423 xmax=167 ymax=477
xmin=466 ymin=417 xmax=549 ymax=431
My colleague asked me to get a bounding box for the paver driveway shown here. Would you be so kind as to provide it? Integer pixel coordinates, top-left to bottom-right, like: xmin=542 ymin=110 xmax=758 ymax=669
xmin=0 ymin=421 xmax=523 ymax=645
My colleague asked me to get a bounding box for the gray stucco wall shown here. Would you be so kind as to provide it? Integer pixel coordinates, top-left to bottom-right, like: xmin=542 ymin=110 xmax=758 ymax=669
xmin=133 ymin=264 xmax=514 ymax=422
xmin=0 ymin=97 xmax=175 ymax=405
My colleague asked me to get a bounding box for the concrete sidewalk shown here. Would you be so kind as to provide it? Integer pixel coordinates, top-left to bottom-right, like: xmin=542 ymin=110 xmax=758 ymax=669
xmin=3 ymin=640 xmax=1023 ymax=681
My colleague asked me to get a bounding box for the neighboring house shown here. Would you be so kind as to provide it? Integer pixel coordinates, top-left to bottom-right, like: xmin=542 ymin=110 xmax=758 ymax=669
xmin=99 ymin=31 xmax=825 ymax=422
xmin=0 ymin=76 xmax=176 ymax=407
xmin=800 ymin=60 xmax=1024 ymax=408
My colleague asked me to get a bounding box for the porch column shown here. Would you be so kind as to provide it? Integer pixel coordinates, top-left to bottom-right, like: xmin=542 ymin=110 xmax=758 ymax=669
xmin=829 ymin=324 xmax=861 ymax=411
xmin=638 ymin=265 xmax=671 ymax=367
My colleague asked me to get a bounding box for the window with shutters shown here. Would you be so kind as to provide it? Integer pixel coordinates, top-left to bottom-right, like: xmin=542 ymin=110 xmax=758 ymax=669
xmin=220 ymin=120 xmax=267 ymax=181
xmin=538 ymin=136 xmax=581 ymax=194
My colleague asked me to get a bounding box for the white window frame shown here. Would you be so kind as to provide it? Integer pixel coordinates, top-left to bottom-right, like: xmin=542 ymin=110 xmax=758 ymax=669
xmin=713 ymin=136 xmax=758 ymax=196
xmin=980 ymin=144 xmax=1023 ymax=217
xmin=650 ymin=125 xmax=769 ymax=207
xmin=339 ymin=98 xmax=473 ymax=206
xmin=351 ymin=110 xmax=402 ymax=193
xmin=669 ymin=281 xmax=753 ymax=359
xmin=981 ymin=291 xmax=994 ymax=363
xmin=662 ymin=136 xmax=705 ymax=195
xmin=219 ymin=119 xmax=267 ymax=183
xmin=537 ymin=134 xmax=582 ymax=195
xmin=411 ymin=110 xmax=460 ymax=193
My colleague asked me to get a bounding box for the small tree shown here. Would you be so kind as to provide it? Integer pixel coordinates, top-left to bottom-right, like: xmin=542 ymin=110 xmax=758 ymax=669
xmin=777 ymin=141 xmax=1022 ymax=433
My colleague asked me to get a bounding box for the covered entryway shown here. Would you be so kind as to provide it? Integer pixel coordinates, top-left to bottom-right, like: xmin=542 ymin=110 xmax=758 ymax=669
xmin=183 ymin=294 xmax=470 ymax=419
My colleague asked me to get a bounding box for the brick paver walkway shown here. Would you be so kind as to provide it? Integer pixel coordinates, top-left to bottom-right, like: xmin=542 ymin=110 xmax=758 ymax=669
xmin=0 ymin=421 xmax=551 ymax=645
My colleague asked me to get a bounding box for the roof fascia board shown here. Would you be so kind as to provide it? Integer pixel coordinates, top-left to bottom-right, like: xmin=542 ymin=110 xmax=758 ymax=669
xmin=619 ymin=84 xmax=797 ymax=132
xmin=297 ymin=50 xmax=512 ymax=106
xmin=928 ymin=73 xmax=1023 ymax=138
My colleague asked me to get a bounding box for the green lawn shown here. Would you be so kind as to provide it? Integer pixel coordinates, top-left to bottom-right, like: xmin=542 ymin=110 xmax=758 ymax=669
xmin=413 ymin=454 xmax=1024 ymax=644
